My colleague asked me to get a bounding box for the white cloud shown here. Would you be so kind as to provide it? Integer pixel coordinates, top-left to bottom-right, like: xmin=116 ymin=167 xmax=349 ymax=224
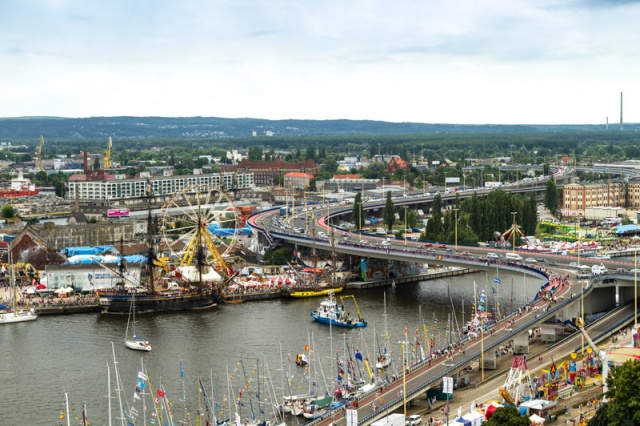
xmin=0 ymin=0 xmax=639 ymax=124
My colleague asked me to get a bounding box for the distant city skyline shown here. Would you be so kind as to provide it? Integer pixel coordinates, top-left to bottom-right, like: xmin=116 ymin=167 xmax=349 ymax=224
xmin=1 ymin=0 xmax=638 ymax=125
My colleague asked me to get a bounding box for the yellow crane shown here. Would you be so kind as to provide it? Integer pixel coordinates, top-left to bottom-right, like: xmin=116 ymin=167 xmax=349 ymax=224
xmin=35 ymin=135 xmax=44 ymax=171
xmin=104 ymin=136 xmax=113 ymax=169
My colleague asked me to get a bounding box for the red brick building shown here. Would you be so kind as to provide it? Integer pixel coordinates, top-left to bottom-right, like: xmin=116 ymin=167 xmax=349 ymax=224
xmin=7 ymin=226 xmax=65 ymax=271
xmin=386 ymin=157 xmax=410 ymax=174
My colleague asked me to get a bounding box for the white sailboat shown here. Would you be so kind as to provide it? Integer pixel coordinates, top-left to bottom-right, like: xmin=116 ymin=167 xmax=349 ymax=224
xmin=375 ymin=292 xmax=391 ymax=369
xmin=125 ymin=292 xmax=151 ymax=351
xmin=0 ymin=251 xmax=37 ymax=324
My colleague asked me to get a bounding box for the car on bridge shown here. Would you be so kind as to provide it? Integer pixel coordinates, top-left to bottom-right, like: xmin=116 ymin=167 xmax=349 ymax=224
xmin=486 ymin=252 xmax=502 ymax=259
xmin=424 ymin=243 xmax=433 ymax=248
xmin=525 ymin=258 xmax=537 ymax=263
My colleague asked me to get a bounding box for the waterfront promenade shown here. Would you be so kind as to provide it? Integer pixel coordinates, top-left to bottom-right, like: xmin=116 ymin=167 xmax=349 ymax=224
xmin=0 ymin=287 xmax=100 ymax=314
xmin=307 ymin=274 xmax=586 ymax=426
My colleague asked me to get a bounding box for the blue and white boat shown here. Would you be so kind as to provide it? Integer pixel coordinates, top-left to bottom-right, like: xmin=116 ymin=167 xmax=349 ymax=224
xmin=310 ymin=291 xmax=367 ymax=328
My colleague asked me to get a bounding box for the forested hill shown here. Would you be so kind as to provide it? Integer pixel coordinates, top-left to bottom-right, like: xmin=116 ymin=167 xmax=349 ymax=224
xmin=0 ymin=116 xmax=636 ymax=141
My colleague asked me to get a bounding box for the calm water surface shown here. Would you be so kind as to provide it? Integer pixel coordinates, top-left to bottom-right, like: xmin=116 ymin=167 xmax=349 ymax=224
xmin=0 ymin=270 xmax=543 ymax=425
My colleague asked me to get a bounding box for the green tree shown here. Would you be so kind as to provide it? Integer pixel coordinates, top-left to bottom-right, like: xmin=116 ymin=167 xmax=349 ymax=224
xmin=93 ymin=156 xmax=101 ymax=171
xmin=323 ymin=155 xmax=339 ymax=174
xmin=544 ymin=179 xmax=559 ymax=216
xmin=352 ymin=192 xmax=365 ymax=230
xmin=484 ymin=406 xmax=529 ymax=426
xmin=424 ymin=193 xmax=444 ymax=241
xmin=263 ymin=247 xmax=294 ymax=265
xmin=589 ymin=359 xmax=640 ymax=425
xmin=1 ymin=204 xmax=16 ymax=219
xmin=383 ymin=191 xmax=395 ymax=232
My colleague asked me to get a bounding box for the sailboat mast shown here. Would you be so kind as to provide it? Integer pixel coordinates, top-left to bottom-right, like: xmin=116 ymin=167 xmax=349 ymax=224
xmin=107 ymin=364 xmax=112 ymax=426
xmin=146 ymin=183 xmax=155 ymax=294
xmin=141 ymin=358 xmax=147 ymax=426
xmin=65 ymin=392 xmax=71 ymax=426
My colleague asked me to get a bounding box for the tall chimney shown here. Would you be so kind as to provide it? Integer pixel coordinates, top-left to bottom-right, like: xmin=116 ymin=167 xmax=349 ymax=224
xmin=83 ymin=151 xmax=89 ymax=174
xmin=620 ymin=92 xmax=624 ymax=131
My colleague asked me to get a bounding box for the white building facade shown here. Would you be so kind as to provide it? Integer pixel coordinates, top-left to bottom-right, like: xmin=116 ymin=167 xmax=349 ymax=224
xmin=67 ymin=172 xmax=254 ymax=202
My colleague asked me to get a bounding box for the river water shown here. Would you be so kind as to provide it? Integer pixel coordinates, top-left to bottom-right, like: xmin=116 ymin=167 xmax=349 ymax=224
xmin=0 ymin=270 xmax=544 ymax=425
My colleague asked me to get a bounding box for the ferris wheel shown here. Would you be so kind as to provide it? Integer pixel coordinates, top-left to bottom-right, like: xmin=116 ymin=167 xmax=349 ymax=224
xmin=160 ymin=184 xmax=238 ymax=276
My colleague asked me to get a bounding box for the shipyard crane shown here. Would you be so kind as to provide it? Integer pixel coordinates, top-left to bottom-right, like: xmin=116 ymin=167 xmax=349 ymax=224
xmin=104 ymin=136 xmax=113 ymax=169
xmin=35 ymin=135 xmax=44 ymax=171
xmin=575 ymin=317 xmax=609 ymax=401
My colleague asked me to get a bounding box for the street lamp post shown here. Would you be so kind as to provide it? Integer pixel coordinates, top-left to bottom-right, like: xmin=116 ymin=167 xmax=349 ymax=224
xmin=399 ymin=340 xmax=408 ymax=417
xmin=581 ymin=277 xmax=585 ymax=355
xmin=453 ymin=208 xmax=460 ymax=251
xmin=635 ymin=249 xmax=638 ymax=347
xmin=403 ymin=176 xmax=406 ymax=197
xmin=444 ymin=172 xmax=448 ymax=193
xmin=481 ymin=315 xmax=485 ymax=381
xmin=404 ymin=206 xmax=408 ymax=246
xmin=423 ymin=174 xmax=427 ymax=195
xmin=510 ymin=212 xmax=518 ymax=252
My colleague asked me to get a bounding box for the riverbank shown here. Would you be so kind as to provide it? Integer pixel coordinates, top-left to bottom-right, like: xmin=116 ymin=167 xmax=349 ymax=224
xmin=0 ymin=287 xmax=100 ymax=315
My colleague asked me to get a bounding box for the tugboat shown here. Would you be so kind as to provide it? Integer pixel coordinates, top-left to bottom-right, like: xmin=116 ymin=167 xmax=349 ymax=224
xmin=310 ymin=291 xmax=367 ymax=328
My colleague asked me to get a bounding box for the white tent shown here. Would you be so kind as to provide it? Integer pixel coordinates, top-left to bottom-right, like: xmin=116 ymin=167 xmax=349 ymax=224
xmin=529 ymin=413 xmax=545 ymax=424
xmin=175 ymin=265 xmax=222 ymax=282
xmin=462 ymin=411 xmax=485 ymax=426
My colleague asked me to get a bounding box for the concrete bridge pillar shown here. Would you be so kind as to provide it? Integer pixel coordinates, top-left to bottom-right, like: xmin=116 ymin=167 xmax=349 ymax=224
xmin=513 ymin=333 xmax=530 ymax=355
xmin=482 ymin=349 xmax=497 ymax=370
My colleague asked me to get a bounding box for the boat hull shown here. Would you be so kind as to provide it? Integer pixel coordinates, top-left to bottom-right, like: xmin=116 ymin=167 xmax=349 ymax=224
xmin=99 ymin=290 xmax=219 ymax=314
xmin=125 ymin=339 xmax=152 ymax=351
xmin=0 ymin=311 xmax=38 ymax=323
xmin=283 ymin=287 xmax=343 ymax=298
xmin=0 ymin=190 xmax=39 ymax=198
xmin=311 ymin=312 xmax=367 ymax=328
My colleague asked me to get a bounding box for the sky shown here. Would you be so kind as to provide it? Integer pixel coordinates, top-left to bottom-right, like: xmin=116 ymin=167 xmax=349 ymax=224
xmin=1 ymin=0 xmax=639 ymax=125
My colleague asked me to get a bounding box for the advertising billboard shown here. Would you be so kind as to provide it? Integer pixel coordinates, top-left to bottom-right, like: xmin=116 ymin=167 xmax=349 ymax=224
xmin=445 ymin=177 xmax=460 ymax=184
xmin=107 ymin=208 xmax=130 ymax=218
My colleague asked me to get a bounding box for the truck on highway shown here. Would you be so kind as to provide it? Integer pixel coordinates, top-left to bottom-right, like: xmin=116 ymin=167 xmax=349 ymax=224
xmin=371 ymin=413 xmax=405 ymax=426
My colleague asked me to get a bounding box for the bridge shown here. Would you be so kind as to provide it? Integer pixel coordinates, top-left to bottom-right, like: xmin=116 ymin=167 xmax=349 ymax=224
xmin=243 ymin=170 xmax=640 ymax=424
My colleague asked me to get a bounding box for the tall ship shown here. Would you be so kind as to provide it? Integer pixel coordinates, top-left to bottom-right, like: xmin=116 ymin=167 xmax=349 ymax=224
xmin=98 ymin=185 xmax=237 ymax=313
xmin=0 ymin=172 xmax=39 ymax=198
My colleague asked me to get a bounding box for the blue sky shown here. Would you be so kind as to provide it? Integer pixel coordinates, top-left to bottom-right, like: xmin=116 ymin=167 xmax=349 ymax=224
xmin=1 ymin=0 xmax=639 ymax=124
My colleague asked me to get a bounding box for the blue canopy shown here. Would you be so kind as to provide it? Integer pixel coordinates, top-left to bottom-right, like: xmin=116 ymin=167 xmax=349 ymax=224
xmin=62 ymin=245 xmax=114 ymax=256
xmin=615 ymin=224 xmax=640 ymax=234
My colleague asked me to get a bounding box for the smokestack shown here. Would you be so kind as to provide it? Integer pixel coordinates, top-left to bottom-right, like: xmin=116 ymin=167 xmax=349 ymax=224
xmin=620 ymin=92 xmax=624 ymax=131
xmin=83 ymin=151 xmax=89 ymax=174
xmin=606 ymin=117 xmax=609 ymax=130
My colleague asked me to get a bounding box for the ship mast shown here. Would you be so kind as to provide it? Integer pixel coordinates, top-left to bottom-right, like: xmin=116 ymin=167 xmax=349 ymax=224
xmin=146 ymin=180 xmax=155 ymax=293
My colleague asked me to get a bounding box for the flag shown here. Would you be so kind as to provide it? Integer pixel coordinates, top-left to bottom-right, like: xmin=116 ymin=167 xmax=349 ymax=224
xmin=157 ymin=390 xmax=165 ymax=397
xmin=134 ymin=393 xmax=141 ymax=401
xmin=355 ymin=350 xmax=363 ymax=361
xmin=138 ymin=371 xmax=148 ymax=381
xmin=235 ymin=412 xmax=242 ymax=426
xmin=304 ymin=344 xmax=309 ymax=351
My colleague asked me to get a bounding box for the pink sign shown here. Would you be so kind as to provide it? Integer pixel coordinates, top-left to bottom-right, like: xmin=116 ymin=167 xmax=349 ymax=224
xmin=107 ymin=208 xmax=130 ymax=218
